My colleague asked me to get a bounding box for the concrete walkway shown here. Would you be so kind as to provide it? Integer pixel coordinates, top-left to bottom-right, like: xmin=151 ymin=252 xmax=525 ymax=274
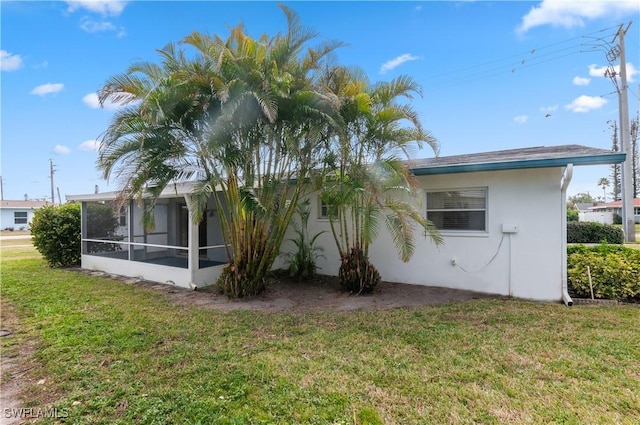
xmin=0 ymin=235 xmax=32 ymax=241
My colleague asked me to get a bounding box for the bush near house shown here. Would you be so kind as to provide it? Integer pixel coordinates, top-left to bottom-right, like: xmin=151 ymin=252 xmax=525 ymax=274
xmin=566 ymin=208 xmax=579 ymax=222
xmin=30 ymin=203 xmax=81 ymax=267
xmin=567 ymin=221 xmax=624 ymax=244
xmin=567 ymin=244 xmax=640 ymax=301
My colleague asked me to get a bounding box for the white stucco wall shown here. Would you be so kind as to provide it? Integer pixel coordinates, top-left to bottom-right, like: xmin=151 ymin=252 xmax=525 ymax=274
xmin=304 ymin=167 xmax=565 ymax=301
xmin=81 ymin=255 xmax=223 ymax=289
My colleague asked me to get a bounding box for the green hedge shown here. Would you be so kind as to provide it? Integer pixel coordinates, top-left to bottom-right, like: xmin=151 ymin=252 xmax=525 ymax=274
xmin=30 ymin=203 xmax=81 ymax=268
xmin=568 ymin=244 xmax=640 ymax=301
xmin=567 ymin=221 xmax=624 ymax=244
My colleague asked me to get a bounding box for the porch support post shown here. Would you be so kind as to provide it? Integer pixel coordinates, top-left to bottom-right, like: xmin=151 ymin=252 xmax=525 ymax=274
xmin=128 ymin=200 xmax=134 ymax=261
xmin=185 ymin=195 xmax=199 ymax=289
xmin=80 ymin=202 xmax=87 ymax=256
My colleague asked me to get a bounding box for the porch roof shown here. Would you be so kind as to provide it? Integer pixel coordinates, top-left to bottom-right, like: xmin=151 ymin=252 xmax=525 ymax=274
xmin=66 ymin=181 xmax=199 ymax=202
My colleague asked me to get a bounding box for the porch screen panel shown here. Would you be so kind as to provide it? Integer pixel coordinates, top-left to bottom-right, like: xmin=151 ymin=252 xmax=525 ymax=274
xmin=426 ymin=189 xmax=487 ymax=231
xmin=84 ymin=201 xmax=127 ymax=255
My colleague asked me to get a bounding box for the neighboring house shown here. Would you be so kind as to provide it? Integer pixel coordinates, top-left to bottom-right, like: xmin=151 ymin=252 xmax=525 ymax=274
xmin=0 ymin=200 xmax=48 ymax=230
xmin=586 ymin=198 xmax=640 ymax=224
xmin=68 ymin=144 xmax=625 ymax=304
xmin=573 ymin=202 xmax=596 ymax=213
xmin=577 ymin=202 xmax=612 ymax=224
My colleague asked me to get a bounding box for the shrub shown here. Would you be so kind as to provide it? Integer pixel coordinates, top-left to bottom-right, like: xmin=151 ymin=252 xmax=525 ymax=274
xmin=281 ymin=198 xmax=325 ymax=280
xmin=31 ymin=203 xmax=81 ymax=267
xmin=567 ymin=221 xmax=624 ymax=244
xmin=568 ymin=244 xmax=640 ymax=301
xmin=567 ymin=208 xmax=579 ymax=222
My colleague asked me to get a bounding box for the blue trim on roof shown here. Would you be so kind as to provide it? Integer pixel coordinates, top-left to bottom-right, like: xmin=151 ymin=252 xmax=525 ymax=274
xmin=411 ymin=152 xmax=627 ymax=176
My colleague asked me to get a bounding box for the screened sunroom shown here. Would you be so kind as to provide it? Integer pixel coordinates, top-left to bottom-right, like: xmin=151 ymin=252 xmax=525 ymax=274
xmin=67 ymin=184 xmax=228 ymax=289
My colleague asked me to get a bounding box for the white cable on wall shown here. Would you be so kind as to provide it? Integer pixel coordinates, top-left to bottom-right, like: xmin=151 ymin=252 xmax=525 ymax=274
xmin=454 ymin=233 xmax=506 ymax=273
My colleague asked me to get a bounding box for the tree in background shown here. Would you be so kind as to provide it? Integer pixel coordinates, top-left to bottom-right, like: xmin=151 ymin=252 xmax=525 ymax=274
xmin=597 ymin=177 xmax=610 ymax=202
xmin=568 ymin=192 xmax=596 ymax=205
xmin=608 ymin=120 xmax=621 ymax=201
xmin=609 ymin=117 xmax=639 ymax=199
xmin=631 ymin=116 xmax=638 ymax=197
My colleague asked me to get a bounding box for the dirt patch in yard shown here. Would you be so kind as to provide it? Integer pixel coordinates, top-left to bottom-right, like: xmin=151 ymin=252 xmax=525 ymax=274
xmin=0 ymin=303 xmax=41 ymax=425
xmin=76 ymin=270 xmax=500 ymax=313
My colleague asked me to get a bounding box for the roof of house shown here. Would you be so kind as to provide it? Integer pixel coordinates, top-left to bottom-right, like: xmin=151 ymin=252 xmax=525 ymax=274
xmin=410 ymin=144 xmax=625 ymax=176
xmin=68 ymin=144 xmax=626 ymax=201
xmin=589 ymin=198 xmax=640 ymax=210
xmin=573 ymin=202 xmax=597 ymax=211
xmin=0 ymin=200 xmax=49 ymax=209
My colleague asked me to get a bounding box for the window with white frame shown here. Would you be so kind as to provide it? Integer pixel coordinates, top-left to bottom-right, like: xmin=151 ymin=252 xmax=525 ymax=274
xmin=118 ymin=206 xmax=127 ymax=227
xmin=426 ymin=188 xmax=487 ymax=232
xmin=318 ymin=196 xmax=336 ymax=220
xmin=14 ymin=211 xmax=28 ymax=225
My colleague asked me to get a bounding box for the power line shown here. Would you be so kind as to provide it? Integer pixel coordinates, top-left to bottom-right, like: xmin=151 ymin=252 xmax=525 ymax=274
xmin=422 ymin=25 xmax=621 ymax=89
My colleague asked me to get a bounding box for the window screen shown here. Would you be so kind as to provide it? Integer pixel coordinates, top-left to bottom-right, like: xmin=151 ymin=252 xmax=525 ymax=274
xmin=14 ymin=211 xmax=28 ymax=225
xmin=426 ymin=188 xmax=487 ymax=231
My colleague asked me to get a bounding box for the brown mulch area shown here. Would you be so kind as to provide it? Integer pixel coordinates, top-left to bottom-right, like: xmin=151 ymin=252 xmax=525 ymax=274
xmin=74 ymin=269 xmax=500 ymax=313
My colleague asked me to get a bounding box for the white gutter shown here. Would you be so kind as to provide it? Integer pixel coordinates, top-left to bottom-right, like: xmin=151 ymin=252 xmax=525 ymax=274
xmin=560 ymin=164 xmax=574 ymax=306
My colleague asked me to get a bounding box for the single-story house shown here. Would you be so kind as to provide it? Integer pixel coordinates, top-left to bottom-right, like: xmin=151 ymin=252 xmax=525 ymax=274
xmin=586 ymin=198 xmax=640 ymax=224
xmin=573 ymin=202 xmax=596 ymax=212
xmin=0 ymin=200 xmax=48 ymax=230
xmin=575 ymin=202 xmax=609 ymax=223
xmin=67 ymin=144 xmax=625 ymax=305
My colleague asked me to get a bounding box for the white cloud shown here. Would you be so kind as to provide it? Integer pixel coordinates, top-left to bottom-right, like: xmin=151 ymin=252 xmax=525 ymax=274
xmin=79 ymin=17 xmax=116 ymax=33
xmin=78 ymin=139 xmax=101 ymax=152
xmin=517 ymin=0 xmax=639 ymax=34
xmin=565 ymin=95 xmax=607 ymax=113
xmin=513 ymin=115 xmax=528 ymax=124
xmin=1 ymin=50 xmax=23 ymax=71
xmin=30 ymin=83 xmax=64 ymax=96
xmin=588 ymin=63 xmax=638 ymax=82
xmin=54 ymin=145 xmax=71 ymax=155
xmin=66 ymin=1 xmax=127 ymax=17
xmin=540 ymin=105 xmax=558 ymax=113
xmin=82 ymin=92 xmax=123 ymax=110
xmin=572 ymin=76 xmax=590 ymax=86
xmin=380 ymin=54 xmax=420 ymax=74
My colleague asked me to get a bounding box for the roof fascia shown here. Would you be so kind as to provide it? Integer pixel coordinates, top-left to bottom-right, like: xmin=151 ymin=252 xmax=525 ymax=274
xmin=411 ymin=152 xmax=626 ymax=176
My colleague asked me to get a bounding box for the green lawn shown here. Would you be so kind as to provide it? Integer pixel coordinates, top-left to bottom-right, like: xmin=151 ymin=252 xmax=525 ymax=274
xmin=2 ymin=252 xmax=639 ymax=424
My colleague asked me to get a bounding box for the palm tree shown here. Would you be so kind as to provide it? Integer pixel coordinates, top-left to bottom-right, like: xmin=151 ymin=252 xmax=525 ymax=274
xmin=598 ymin=177 xmax=610 ymax=203
xmin=319 ymin=67 xmax=442 ymax=294
xmin=98 ymin=5 xmax=343 ymax=297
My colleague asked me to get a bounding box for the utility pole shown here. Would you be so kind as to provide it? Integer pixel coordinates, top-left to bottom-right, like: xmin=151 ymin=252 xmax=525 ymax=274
xmin=49 ymin=159 xmax=57 ymax=205
xmin=611 ymin=22 xmax=635 ymax=242
xmin=0 ymin=175 xmax=3 ymax=201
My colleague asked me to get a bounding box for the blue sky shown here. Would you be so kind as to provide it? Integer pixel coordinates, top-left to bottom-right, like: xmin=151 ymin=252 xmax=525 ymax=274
xmin=1 ymin=0 xmax=639 ymax=202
